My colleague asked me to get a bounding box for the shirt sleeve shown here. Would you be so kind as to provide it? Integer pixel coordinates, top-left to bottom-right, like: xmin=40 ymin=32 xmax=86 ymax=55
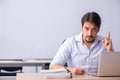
xmin=49 ymin=38 xmax=73 ymax=68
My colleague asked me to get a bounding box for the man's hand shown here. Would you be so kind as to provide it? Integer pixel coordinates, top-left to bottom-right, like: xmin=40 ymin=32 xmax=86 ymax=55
xmin=102 ymin=31 xmax=113 ymax=52
xmin=50 ymin=64 xmax=84 ymax=75
xmin=67 ymin=66 xmax=84 ymax=75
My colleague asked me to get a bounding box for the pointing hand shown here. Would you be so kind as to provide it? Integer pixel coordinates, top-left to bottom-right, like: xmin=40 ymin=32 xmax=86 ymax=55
xmin=102 ymin=31 xmax=113 ymax=52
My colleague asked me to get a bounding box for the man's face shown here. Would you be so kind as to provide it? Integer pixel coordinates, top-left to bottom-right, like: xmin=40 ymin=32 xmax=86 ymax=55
xmin=82 ymin=21 xmax=99 ymax=43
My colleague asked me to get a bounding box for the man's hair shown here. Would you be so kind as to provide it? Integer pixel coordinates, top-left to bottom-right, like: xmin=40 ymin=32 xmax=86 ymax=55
xmin=81 ymin=12 xmax=101 ymax=29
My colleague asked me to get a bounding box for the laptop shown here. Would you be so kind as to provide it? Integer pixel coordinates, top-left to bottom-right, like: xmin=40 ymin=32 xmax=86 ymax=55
xmin=90 ymin=52 xmax=120 ymax=77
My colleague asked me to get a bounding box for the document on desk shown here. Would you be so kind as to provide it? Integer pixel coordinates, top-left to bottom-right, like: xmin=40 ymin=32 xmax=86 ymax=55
xmin=40 ymin=68 xmax=72 ymax=79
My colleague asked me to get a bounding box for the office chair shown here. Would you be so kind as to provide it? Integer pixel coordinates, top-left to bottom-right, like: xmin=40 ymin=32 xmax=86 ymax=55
xmin=44 ymin=63 xmax=50 ymax=69
xmin=0 ymin=67 xmax=23 ymax=76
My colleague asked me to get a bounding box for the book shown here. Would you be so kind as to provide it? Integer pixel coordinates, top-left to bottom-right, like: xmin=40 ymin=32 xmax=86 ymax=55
xmin=40 ymin=68 xmax=72 ymax=79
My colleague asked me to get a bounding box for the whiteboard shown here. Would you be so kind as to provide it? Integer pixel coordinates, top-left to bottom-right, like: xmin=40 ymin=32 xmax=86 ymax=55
xmin=0 ymin=0 xmax=120 ymax=59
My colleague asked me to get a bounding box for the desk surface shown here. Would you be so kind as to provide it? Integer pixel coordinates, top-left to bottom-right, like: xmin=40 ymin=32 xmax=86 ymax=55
xmin=16 ymin=73 xmax=120 ymax=80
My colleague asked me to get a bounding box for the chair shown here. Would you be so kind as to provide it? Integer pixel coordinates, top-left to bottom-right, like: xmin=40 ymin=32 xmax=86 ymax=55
xmin=44 ymin=63 xmax=50 ymax=69
xmin=0 ymin=66 xmax=22 ymax=76
xmin=0 ymin=67 xmax=22 ymax=76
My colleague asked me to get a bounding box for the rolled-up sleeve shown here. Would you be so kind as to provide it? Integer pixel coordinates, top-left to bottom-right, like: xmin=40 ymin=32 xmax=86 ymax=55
xmin=49 ymin=38 xmax=72 ymax=68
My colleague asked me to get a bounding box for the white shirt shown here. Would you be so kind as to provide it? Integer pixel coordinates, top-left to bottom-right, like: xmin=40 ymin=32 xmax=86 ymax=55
xmin=50 ymin=33 xmax=106 ymax=74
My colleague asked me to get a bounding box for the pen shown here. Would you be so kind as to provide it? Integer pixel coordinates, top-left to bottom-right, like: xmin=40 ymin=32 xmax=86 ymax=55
xmin=64 ymin=67 xmax=72 ymax=78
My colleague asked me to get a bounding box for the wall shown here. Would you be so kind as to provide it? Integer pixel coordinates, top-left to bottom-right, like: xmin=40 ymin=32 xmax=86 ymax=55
xmin=0 ymin=0 xmax=120 ymax=59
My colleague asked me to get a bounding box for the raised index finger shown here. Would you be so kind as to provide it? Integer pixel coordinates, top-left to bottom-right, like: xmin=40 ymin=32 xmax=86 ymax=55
xmin=107 ymin=31 xmax=110 ymax=39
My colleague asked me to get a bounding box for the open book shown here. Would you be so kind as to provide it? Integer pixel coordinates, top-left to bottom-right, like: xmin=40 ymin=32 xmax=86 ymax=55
xmin=40 ymin=68 xmax=72 ymax=79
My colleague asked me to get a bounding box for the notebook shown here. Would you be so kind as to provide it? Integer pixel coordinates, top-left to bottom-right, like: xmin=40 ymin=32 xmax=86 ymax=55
xmin=90 ymin=52 xmax=120 ymax=77
xmin=40 ymin=68 xmax=72 ymax=79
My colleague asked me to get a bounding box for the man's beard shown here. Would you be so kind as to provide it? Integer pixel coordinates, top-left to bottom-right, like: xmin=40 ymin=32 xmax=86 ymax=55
xmin=85 ymin=36 xmax=95 ymax=43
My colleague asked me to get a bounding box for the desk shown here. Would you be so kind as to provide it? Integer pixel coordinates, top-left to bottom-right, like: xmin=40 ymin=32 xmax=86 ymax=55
xmin=0 ymin=59 xmax=52 ymax=73
xmin=16 ymin=73 xmax=120 ymax=80
xmin=0 ymin=76 xmax=15 ymax=80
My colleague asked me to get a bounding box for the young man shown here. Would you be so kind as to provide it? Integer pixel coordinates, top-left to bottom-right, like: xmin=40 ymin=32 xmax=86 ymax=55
xmin=49 ymin=12 xmax=113 ymax=75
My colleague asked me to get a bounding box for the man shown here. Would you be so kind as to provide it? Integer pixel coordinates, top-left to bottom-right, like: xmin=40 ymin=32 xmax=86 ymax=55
xmin=49 ymin=12 xmax=113 ymax=75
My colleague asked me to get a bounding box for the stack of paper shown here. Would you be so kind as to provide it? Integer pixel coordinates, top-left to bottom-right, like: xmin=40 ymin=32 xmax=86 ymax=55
xmin=40 ymin=68 xmax=72 ymax=79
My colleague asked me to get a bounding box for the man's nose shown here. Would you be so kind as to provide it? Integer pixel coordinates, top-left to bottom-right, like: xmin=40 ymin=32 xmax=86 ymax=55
xmin=88 ymin=30 xmax=92 ymax=35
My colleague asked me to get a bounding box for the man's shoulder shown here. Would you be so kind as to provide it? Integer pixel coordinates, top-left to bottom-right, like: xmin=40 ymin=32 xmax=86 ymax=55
xmin=66 ymin=34 xmax=81 ymax=42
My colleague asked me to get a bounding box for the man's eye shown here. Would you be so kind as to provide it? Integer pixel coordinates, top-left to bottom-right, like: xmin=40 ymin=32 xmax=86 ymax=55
xmin=92 ymin=28 xmax=97 ymax=32
xmin=85 ymin=28 xmax=89 ymax=31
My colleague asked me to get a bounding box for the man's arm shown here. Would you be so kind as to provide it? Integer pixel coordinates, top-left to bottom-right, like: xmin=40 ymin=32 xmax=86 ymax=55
xmin=50 ymin=64 xmax=84 ymax=75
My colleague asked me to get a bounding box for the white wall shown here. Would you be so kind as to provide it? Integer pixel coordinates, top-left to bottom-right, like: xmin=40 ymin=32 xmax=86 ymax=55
xmin=0 ymin=0 xmax=120 ymax=59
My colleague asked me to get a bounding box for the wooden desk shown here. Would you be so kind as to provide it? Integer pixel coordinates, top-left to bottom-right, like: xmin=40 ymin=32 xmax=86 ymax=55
xmin=0 ymin=59 xmax=52 ymax=72
xmin=16 ymin=73 xmax=120 ymax=80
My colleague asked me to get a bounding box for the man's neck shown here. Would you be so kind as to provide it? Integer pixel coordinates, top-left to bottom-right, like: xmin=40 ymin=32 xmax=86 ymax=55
xmin=84 ymin=41 xmax=92 ymax=49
